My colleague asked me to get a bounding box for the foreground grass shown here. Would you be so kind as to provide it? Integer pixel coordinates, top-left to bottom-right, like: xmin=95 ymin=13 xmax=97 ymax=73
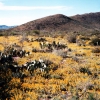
xmin=0 ymin=35 xmax=100 ymax=100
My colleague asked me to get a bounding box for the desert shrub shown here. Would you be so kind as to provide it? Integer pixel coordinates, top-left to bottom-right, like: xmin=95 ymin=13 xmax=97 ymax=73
xmin=67 ymin=33 xmax=77 ymax=43
xmin=33 ymin=30 xmax=40 ymax=35
xmin=75 ymin=53 xmax=86 ymax=57
xmin=0 ymin=70 xmax=12 ymax=99
xmin=80 ymin=36 xmax=90 ymax=40
xmin=43 ymin=58 xmax=53 ymax=66
xmin=52 ymin=49 xmax=67 ymax=58
xmin=53 ymin=96 xmax=61 ymax=100
xmin=79 ymin=67 xmax=92 ymax=75
xmin=92 ymin=47 xmax=100 ymax=53
xmin=42 ymin=73 xmax=51 ymax=79
xmin=0 ymin=33 xmax=3 ymax=36
xmin=60 ymin=84 xmax=67 ymax=91
xmin=68 ymin=48 xmax=72 ymax=52
xmin=50 ymin=74 xmax=63 ymax=79
xmin=70 ymin=96 xmax=78 ymax=100
xmin=90 ymin=37 xmax=100 ymax=46
xmin=32 ymin=48 xmax=39 ymax=52
xmin=87 ymin=84 xmax=94 ymax=90
xmin=88 ymin=93 xmax=96 ymax=100
xmin=34 ymin=37 xmax=46 ymax=42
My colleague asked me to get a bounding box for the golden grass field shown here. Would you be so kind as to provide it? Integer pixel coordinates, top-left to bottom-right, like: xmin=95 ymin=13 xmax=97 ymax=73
xmin=0 ymin=34 xmax=100 ymax=100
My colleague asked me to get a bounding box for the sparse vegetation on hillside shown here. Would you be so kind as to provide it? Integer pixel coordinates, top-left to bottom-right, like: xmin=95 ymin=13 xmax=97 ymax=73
xmin=0 ymin=12 xmax=100 ymax=35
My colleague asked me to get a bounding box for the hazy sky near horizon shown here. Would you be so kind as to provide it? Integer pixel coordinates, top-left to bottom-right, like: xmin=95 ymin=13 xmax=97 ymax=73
xmin=0 ymin=0 xmax=100 ymax=26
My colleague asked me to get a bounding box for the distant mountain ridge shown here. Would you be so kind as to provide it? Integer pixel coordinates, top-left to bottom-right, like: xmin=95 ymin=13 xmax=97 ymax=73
xmin=4 ymin=12 xmax=100 ymax=34
xmin=71 ymin=12 xmax=100 ymax=30
xmin=0 ymin=25 xmax=15 ymax=30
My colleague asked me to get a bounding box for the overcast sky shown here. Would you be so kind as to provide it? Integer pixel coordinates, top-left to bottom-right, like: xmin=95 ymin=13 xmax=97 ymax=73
xmin=0 ymin=0 xmax=100 ymax=26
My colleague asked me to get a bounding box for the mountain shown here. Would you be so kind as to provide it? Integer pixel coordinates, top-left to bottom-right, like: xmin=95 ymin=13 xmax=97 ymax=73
xmin=4 ymin=12 xmax=100 ymax=34
xmin=0 ymin=25 xmax=15 ymax=30
xmin=71 ymin=12 xmax=100 ymax=31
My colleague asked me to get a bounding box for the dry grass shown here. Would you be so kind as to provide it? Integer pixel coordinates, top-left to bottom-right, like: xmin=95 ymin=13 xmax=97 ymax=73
xmin=0 ymin=35 xmax=100 ymax=100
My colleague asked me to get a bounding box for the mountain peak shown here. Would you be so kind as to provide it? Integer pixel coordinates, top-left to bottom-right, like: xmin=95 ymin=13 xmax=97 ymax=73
xmin=9 ymin=12 xmax=100 ymax=33
xmin=50 ymin=14 xmax=68 ymax=18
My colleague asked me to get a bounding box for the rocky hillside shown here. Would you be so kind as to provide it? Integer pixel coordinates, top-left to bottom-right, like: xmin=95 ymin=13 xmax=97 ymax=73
xmin=71 ymin=12 xmax=100 ymax=31
xmin=4 ymin=12 xmax=100 ymax=34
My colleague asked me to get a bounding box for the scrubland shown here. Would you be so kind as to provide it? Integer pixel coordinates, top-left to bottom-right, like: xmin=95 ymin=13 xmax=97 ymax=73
xmin=0 ymin=33 xmax=100 ymax=100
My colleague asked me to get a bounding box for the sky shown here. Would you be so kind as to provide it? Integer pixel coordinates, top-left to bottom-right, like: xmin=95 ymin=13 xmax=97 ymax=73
xmin=0 ymin=0 xmax=100 ymax=26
